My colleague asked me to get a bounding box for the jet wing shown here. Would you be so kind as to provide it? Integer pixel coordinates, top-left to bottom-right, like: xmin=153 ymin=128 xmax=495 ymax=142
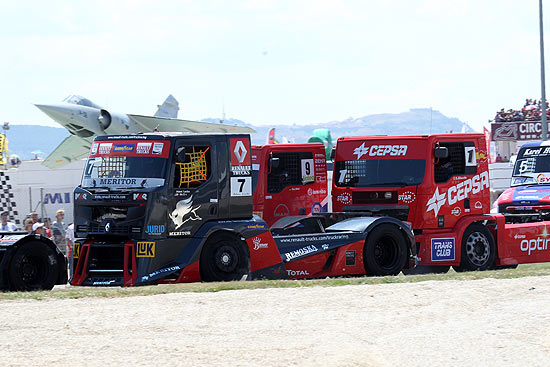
xmin=128 ymin=114 xmax=256 ymax=134
xmin=42 ymin=135 xmax=92 ymax=169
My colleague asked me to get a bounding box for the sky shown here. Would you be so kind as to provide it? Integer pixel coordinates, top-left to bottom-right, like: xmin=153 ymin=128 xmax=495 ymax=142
xmin=0 ymin=0 xmax=546 ymax=132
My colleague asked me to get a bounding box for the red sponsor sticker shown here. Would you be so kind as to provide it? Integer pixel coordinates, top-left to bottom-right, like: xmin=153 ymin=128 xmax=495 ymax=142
xmin=230 ymin=138 xmax=251 ymax=166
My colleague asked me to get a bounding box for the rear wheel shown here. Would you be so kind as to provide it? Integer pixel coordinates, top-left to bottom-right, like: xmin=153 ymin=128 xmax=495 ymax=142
xmin=200 ymin=234 xmax=250 ymax=282
xmin=363 ymin=224 xmax=408 ymax=276
xmin=9 ymin=241 xmax=60 ymax=291
xmin=453 ymin=223 xmax=495 ymax=272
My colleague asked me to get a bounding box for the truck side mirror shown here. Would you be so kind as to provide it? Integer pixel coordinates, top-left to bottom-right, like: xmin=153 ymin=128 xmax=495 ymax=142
xmin=269 ymin=156 xmax=280 ymax=170
xmin=176 ymin=147 xmax=186 ymax=162
xmin=434 ymin=146 xmax=449 ymax=159
xmin=330 ymin=147 xmax=335 ymax=161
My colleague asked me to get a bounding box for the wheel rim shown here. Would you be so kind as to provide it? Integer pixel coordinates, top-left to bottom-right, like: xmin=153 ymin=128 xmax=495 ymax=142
xmin=214 ymin=245 xmax=239 ymax=273
xmin=19 ymin=255 xmax=47 ymax=287
xmin=373 ymin=236 xmax=399 ymax=270
xmin=465 ymin=231 xmax=490 ymax=266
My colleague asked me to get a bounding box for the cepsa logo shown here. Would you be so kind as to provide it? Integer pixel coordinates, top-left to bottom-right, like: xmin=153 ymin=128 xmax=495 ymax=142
xmin=353 ymin=143 xmax=408 ymax=159
xmin=426 ymin=171 xmax=490 ymax=217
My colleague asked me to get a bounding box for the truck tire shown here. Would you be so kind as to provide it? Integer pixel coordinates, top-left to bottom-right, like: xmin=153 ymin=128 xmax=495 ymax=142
xmin=402 ymin=265 xmax=450 ymax=275
xmin=363 ymin=224 xmax=407 ymax=276
xmin=453 ymin=223 xmax=495 ymax=272
xmin=200 ymin=234 xmax=250 ymax=282
xmin=8 ymin=241 xmax=60 ymax=291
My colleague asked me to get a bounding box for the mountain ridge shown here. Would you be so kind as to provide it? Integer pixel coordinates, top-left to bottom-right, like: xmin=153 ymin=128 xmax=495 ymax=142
xmin=5 ymin=108 xmax=473 ymax=160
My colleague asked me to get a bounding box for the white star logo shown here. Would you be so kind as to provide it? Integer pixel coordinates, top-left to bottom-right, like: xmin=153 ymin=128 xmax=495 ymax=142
xmin=353 ymin=143 xmax=369 ymax=159
xmin=426 ymin=187 xmax=447 ymax=217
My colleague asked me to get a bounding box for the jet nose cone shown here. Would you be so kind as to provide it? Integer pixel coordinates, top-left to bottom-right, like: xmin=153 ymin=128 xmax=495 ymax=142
xmin=34 ymin=103 xmax=75 ymax=125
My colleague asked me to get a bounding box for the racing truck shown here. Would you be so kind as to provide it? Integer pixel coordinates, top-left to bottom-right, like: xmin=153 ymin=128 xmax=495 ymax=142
xmin=331 ymin=133 xmax=550 ymax=272
xmin=0 ymin=232 xmax=67 ymax=291
xmin=495 ymin=141 xmax=550 ymax=223
xmin=71 ymin=133 xmax=416 ymax=286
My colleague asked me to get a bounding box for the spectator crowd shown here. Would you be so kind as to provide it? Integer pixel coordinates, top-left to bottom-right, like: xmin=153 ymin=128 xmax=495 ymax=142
xmin=2 ymin=209 xmax=74 ymax=256
xmin=494 ymin=98 xmax=550 ymax=122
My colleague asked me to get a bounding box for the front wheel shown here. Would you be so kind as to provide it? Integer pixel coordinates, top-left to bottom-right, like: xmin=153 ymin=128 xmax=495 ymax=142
xmin=363 ymin=224 xmax=408 ymax=276
xmin=9 ymin=241 xmax=60 ymax=291
xmin=453 ymin=223 xmax=495 ymax=272
xmin=200 ymin=234 xmax=250 ymax=282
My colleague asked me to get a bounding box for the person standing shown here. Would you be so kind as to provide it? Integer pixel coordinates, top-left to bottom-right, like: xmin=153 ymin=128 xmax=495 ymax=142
xmin=0 ymin=211 xmax=18 ymax=232
xmin=43 ymin=218 xmax=53 ymax=239
xmin=51 ymin=209 xmax=67 ymax=254
xmin=66 ymin=223 xmax=74 ymax=257
xmin=32 ymin=222 xmax=45 ymax=235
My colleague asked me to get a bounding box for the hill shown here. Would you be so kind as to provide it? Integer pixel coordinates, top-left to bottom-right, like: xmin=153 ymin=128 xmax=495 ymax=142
xmin=203 ymin=108 xmax=474 ymax=145
xmin=6 ymin=108 xmax=473 ymax=159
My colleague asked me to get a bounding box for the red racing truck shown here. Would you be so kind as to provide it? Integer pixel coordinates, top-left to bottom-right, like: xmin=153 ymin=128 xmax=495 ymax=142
xmin=332 ymin=133 xmax=550 ymax=271
xmin=251 ymin=143 xmax=329 ymax=226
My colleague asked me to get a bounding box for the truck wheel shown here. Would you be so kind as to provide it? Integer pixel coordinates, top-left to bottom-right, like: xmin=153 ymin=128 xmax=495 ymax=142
xmin=8 ymin=241 xmax=60 ymax=291
xmin=363 ymin=224 xmax=407 ymax=276
xmin=200 ymin=234 xmax=250 ymax=282
xmin=453 ymin=223 xmax=495 ymax=272
xmin=402 ymin=265 xmax=450 ymax=275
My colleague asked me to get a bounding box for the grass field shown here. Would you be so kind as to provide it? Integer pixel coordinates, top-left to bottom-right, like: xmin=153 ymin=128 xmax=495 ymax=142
xmin=2 ymin=263 xmax=550 ymax=301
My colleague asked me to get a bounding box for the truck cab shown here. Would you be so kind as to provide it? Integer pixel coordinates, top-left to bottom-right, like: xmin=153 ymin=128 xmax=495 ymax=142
xmin=332 ymin=133 xmax=490 ymax=231
xmin=72 ymin=133 xmax=256 ymax=285
xmin=251 ymin=143 xmax=328 ymax=226
xmin=496 ymin=141 xmax=550 ymax=222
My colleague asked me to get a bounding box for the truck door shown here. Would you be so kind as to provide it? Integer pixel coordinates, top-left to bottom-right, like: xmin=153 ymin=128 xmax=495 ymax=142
xmin=421 ymin=140 xmax=490 ymax=229
xmin=167 ymin=138 xmax=218 ymax=237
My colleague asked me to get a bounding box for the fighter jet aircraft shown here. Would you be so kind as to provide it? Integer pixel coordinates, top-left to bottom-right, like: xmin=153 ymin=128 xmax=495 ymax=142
xmin=35 ymin=95 xmax=255 ymax=169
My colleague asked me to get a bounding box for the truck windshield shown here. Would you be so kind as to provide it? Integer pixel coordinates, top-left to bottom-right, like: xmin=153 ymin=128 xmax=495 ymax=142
xmin=512 ymin=146 xmax=550 ymax=186
xmin=81 ymin=140 xmax=170 ymax=189
xmin=334 ymin=159 xmax=426 ymax=187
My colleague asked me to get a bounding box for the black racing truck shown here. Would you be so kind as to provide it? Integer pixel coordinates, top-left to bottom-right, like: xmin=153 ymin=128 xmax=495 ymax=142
xmin=0 ymin=232 xmax=67 ymax=291
xmin=71 ymin=133 xmax=417 ymax=286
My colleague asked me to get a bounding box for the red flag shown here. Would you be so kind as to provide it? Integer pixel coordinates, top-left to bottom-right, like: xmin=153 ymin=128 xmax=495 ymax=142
xmin=266 ymin=128 xmax=278 ymax=144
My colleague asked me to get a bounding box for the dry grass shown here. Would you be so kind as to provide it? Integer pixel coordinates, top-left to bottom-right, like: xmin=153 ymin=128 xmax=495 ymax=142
xmin=2 ymin=262 xmax=549 ymax=301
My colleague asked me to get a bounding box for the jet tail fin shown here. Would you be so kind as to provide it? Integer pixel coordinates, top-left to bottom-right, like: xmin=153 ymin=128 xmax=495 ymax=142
xmin=154 ymin=94 xmax=179 ymax=118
